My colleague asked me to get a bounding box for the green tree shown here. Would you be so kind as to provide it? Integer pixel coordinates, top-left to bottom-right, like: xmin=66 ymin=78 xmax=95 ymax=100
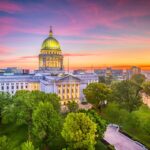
xmin=0 ymin=92 xmax=12 ymax=124
xmin=83 ymin=83 xmax=111 ymax=108
xmin=0 ymin=136 xmax=9 ymax=150
xmin=32 ymin=102 xmax=62 ymax=149
xmin=131 ymin=74 xmax=146 ymax=85
xmin=46 ymin=93 xmax=61 ymax=112
xmin=105 ymin=75 xmax=113 ymax=85
xmin=61 ymin=112 xmax=97 ymax=150
xmin=79 ymin=109 xmax=107 ymax=139
xmin=102 ymin=102 xmax=130 ymax=124
xmin=27 ymin=91 xmax=61 ymax=112
xmin=2 ymin=90 xmax=61 ymax=140
xmin=21 ymin=141 xmax=35 ymax=150
xmin=10 ymin=90 xmax=36 ymax=140
xmin=67 ymin=101 xmax=79 ymax=112
xmin=98 ymin=76 xmax=106 ymax=83
xmin=132 ymin=105 xmax=150 ymax=135
xmin=142 ymin=81 xmax=150 ymax=96
xmin=111 ymin=80 xmax=142 ymax=112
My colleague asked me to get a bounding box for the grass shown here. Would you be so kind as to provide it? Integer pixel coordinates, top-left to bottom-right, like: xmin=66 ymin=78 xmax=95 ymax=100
xmin=0 ymin=123 xmax=28 ymax=150
xmin=122 ymin=127 xmax=150 ymax=149
xmin=95 ymin=141 xmax=108 ymax=150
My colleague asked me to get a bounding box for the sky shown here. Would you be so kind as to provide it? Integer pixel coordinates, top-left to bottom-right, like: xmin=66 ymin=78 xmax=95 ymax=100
xmin=0 ymin=0 xmax=150 ymax=70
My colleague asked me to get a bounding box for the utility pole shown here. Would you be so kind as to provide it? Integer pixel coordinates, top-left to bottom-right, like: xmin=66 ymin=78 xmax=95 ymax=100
xmin=68 ymin=56 xmax=69 ymax=74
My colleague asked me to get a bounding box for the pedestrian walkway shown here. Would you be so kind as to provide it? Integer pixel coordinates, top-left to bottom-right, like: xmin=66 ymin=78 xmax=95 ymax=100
xmin=104 ymin=125 xmax=147 ymax=150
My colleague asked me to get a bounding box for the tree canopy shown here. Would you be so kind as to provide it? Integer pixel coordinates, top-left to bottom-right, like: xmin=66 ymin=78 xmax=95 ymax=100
xmin=83 ymin=83 xmax=111 ymax=107
xmin=61 ymin=112 xmax=97 ymax=150
xmin=142 ymin=81 xmax=150 ymax=96
xmin=21 ymin=141 xmax=36 ymax=150
xmin=79 ymin=109 xmax=107 ymax=139
xmin=0 ymin=136 xmax=9 ymax=150
xmin=2 ymin=90 xmax=61 ymax=141
xmin=0 ymin=92 xmax=12 ymax=124
xmin=32 ymin=101 xmax=62 ymax=149
xmin=111 ymin=80 xmax=142 ymax=112
xmin=131 ymin=74 xmax=146 ymax=85
xmin=67 ymin=101 xmax=79 ymax=112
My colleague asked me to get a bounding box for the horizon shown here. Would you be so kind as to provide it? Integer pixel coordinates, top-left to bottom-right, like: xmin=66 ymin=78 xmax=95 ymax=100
xmin=0 ymin=0 xmax=150 ymax=70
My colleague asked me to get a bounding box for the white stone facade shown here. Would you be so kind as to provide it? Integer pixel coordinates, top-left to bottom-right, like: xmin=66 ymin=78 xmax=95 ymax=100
xmin=0 ymin=73 xmax=99 ymax=104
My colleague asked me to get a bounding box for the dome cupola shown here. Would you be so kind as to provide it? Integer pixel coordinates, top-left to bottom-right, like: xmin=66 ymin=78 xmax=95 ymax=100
xmin=41 ymin=26 xmax=61 ymax=50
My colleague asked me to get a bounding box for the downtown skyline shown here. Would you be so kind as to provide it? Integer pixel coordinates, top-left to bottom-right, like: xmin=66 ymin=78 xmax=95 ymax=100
xmin=0 ymin=0 xmax=150 ymax=70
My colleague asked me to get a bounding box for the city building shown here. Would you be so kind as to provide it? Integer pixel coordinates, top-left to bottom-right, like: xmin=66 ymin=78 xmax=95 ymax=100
xmin=94 ymin=69 xmax=106 ymax=76
xmin=126 ymin=66 xmax=142 ymax=79
xmin=0 ymin=67 xmax=30 ymax=75
xmin=131 ymin=66 xmax=141 ymax=75
xmin=0 ymin=27 xmax=98 ymax=105
xmin=105 ymin=67 xmax=112 ymax=77
xmin=0 ymin=75 xmax=40 ymax=94
xmin=73 ymin=69 xmax=86 ymax=75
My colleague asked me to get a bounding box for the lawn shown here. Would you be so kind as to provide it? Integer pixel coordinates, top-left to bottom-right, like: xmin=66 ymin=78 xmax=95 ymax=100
xmin=95 ymin=141 xmax=108 ymax=150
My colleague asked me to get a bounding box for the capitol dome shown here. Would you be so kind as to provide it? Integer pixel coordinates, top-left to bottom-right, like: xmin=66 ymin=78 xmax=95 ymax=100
xmin=41 ymin=27 xmax=61 ymax=50
xmin=39 ymin=27 xmax=63 ymax=72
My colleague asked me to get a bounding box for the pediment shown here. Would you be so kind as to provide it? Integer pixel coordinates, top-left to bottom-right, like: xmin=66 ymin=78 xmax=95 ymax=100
xmin=56 ymin=75 xmax=80 ymax=83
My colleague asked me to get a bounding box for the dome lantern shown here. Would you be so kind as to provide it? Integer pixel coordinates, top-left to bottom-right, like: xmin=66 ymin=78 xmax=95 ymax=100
xmin=49 ymin=26 xmax=53 ymax=37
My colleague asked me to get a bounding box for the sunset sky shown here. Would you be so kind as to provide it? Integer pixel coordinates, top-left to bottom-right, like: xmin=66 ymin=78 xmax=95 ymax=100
xmin=0 ymin=0 xmax=150 ymax=70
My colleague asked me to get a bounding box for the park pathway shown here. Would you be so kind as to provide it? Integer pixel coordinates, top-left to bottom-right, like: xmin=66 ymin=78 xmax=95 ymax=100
xmin=104 ymin=125 xmax=147 ymax=150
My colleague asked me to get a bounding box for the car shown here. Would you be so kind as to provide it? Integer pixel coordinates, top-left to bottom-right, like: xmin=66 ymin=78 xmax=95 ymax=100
xmin=109 ymin=124 xmax=119 ymax=129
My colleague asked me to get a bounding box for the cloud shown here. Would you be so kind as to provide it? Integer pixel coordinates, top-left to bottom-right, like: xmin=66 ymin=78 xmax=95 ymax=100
xmin=18 ymin=56 xmax=38 ymax=60
xmin=61 ymin=35 xmax=150 ymax=45
xmin=0 ymin=1 xmax=23 ymax=13
xmin=0 ymin=46 xmax=15 ymax=55
xmin=0 ymin=55 xmax=38 ymax=69
xmin=0 ymin=17 xmax=19 ymax=36
xmin=0 ymin=0 xmax=150 ymax=37
xmin=63 ymin=53 xmax=101 ymax=57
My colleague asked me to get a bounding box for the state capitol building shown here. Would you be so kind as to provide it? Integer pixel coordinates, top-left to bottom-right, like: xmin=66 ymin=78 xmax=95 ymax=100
xmin=0 ymin=28 xmax=98 ymax=105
